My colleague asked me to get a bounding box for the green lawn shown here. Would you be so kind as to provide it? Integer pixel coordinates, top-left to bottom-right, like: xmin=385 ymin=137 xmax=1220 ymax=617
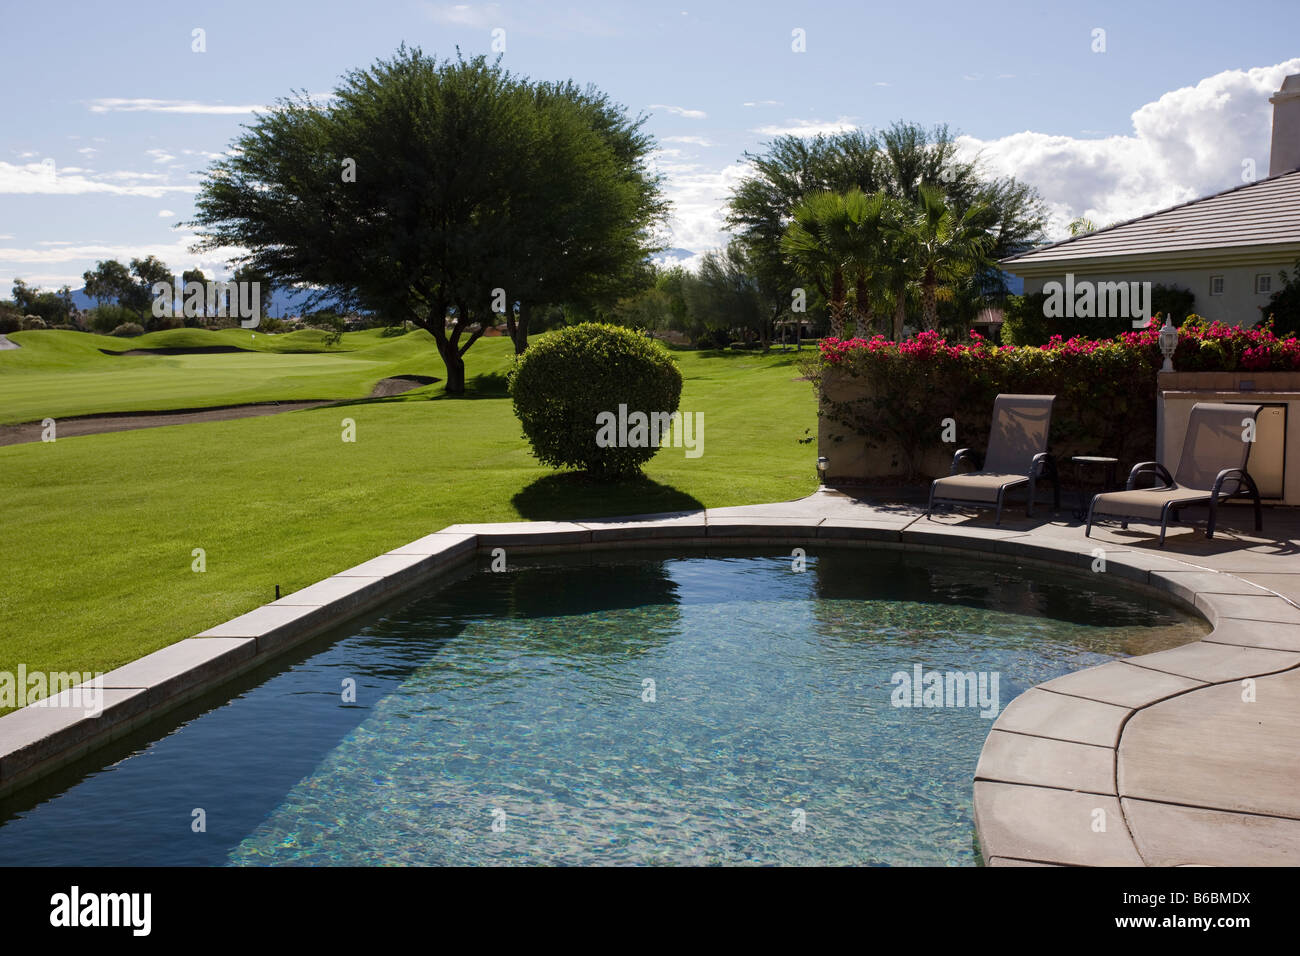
xmin=0 ymin=327 xmax=449 ymax=424
xmin=0 ymin=332 xmax=819 ymax=709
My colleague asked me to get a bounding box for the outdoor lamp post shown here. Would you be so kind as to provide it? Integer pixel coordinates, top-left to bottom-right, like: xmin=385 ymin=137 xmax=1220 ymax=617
xmin=1158 ymin=316 xmax=1178 ymax=372
xmin=817 ymin=456 xmax=829 ymax=483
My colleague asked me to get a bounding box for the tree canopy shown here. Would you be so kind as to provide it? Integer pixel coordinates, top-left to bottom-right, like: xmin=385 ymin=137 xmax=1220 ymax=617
xmin=190 ymin=46 xmax=666 ymax=391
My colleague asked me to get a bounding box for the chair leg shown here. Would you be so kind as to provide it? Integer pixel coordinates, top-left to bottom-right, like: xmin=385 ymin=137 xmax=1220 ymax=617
xmin=1085 ymin=497 xmax=1097 ymax=538
xmin=1206 ymin=498 xmax=1217 ymax=539
xmin=1245 ymin=475 xmax=1263 ymax=531
xmin=1025 ymin=478 xmax=1036 ymax=518
xmin=926 ymin=483 xmax=936 ymax=521
xmin=1159 ymin=503 xmax=1172 ymax=547
xmin=994 ymin=489 xmax=1004 ymax=526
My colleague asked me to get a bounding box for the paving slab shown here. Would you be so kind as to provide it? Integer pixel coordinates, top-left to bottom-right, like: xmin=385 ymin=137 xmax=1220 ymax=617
xmin=986 ymin=857 xmax=1062 ymax=867
xmin=1146 ymin=570 xmax=1275 ymax=605
xmin=1195 ymin=592 xmax=1300 ymax=626
xmin=438 ymin=521 xmax=590 ymax=546
xmin=0 ymin=687 xmax=149 ymax=783
xmin=1203 ymin=618 xmax=1300 ymax=652
xmin=1123 ymin=798 xmax=1300 ymax=867
xmin=387 ymin=531 xmax=477 ymax=557
xmin=95 ymin=637 xmax=256 ymax=707
xmin=195 ymin=602 xmax=331 ymax=655
xmin=704 ymin=514 xmax=825 ymax=537
xmin=1118 ymin=670 xmax=1300 ymax=819
xmin=973 ymin=782 xmax=1143 ymax=866
xmin=270 ymin=574 xmax=385 ymax=608
xmin=576 ymin=512 xmax=707 ymax=541
xmin=992 ymin=688 xmax=1132 ymax=748
xmin=975 ymin=730 xmax=1115 ymax=794
xmin=1039 ymin=661 xmax=1204 ymax=710
xmin=1126 ymin=641 xmax=1300 ymax=682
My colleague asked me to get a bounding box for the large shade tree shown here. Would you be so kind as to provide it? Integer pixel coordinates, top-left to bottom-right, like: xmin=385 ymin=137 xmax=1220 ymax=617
xmin=190 ymin=47 xmax=665 ymax=392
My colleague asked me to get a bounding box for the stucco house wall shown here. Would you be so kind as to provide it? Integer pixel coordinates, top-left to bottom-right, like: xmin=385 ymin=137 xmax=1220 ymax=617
xmin=1018 ymin=255 xmax=1295 ymax=327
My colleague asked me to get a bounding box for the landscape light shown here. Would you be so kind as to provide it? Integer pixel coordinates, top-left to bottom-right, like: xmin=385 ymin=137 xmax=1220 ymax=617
xmin=817 ymin=456 xmax=829 ymax=480
xmin=1158 ymin=316 xmax=1179 ymax=372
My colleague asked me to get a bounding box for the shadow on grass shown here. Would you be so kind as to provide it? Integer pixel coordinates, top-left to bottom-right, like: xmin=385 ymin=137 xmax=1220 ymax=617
xmin=512 ymin=472 xmax=705 ymax=522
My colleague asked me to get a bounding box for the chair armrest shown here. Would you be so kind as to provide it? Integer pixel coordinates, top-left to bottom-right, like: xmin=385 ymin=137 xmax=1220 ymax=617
xmin=951 ymin=448 xmax=981 ymax=475
xmin=1030 ymin=452 xmax=1056 ymax=478
xmin=1126 ymin=461 xmax=1173 ymax=491
xmin=1211 ymin=467 xmax=1250 ymax=496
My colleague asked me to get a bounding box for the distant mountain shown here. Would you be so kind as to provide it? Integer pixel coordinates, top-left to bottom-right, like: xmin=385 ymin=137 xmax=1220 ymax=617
xmin=68 ymin=284 xmax=341 ymax=318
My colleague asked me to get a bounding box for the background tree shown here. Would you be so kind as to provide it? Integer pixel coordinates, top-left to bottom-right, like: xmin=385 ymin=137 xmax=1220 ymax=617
xmin=728 ymin=122 xmax=1044 ymax=335
xmin=907 ymin=183 xmax=994 ymax=330
xmin=10 ymin=279 xmax=75 ymax=326
xmin=82 ymin=259 xmax=135 ymax=308
xmin=500 ymin=81 xmax=666 ymax=354
xmin=191 ymin=47 xmax=664 ymax=391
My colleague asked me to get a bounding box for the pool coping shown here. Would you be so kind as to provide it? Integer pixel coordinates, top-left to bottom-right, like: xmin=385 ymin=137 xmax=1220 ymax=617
xmin=3 ymin=494 xmax=1298 ymax=867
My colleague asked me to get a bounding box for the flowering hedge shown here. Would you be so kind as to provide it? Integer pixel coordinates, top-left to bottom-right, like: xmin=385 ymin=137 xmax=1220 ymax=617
xmin=815 ymin=317 xmax=1300 ymax=479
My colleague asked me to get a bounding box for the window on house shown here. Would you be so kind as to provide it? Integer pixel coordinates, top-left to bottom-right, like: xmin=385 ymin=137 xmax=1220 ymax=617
xmin=1256 ymin=274 xmax=1273 ymax=295
xmin=1209 ymin=275 xmax=1225 ymax=296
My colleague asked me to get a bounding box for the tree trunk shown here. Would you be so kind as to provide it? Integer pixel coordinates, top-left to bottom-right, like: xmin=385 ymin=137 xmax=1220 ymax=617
xmin=442 ymin=351 xmax=466 ymax=393
xmin=829 ymin=268 xmax=846 ymax=338
xmin=413 ymin=298 xmax=468 ymax=396
xmin=921 ymin=272 xmax=938 ymax=330
xmin=854 ymin=274 xmax=876 ymax=336
xmin=512 ymin=301 xmax=531 ymax=355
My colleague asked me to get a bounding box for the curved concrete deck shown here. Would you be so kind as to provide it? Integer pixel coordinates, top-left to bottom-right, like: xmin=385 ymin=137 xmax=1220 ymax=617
xmin=2 ymin=488 xmax=1297 ymax=866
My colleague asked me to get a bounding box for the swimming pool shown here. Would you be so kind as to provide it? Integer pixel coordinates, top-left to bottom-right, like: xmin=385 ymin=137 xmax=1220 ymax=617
xmin=0 ymin=547 xmax=1205 ymax=866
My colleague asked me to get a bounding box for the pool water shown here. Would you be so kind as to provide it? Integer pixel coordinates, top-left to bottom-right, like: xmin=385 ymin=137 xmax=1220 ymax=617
xmin=0 ymin=548 xmax=1205 ymax=866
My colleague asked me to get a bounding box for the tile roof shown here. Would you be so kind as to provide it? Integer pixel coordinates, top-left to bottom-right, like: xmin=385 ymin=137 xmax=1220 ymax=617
xmin=1002 ymin=169 xmax=1300 ymax=268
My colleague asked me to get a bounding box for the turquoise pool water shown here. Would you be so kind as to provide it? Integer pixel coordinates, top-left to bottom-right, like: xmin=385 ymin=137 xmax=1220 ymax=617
xmin=0 ymin=548 xmax=1204 ymax=866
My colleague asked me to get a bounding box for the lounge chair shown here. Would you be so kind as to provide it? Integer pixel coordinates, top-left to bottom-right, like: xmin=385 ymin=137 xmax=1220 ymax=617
xmin=1085 ymin=402 xmax=1263 ymax=547
xmin=926 ymin=394 xmax=1059 ymax=524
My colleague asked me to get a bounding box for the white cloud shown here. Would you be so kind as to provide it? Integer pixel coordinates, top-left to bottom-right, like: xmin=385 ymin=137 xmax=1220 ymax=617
xmin=649 ymin=104 xmax=708 ymax=120
xmin=649 ymin=152 xmax=750 ymax=264
xmin=752 ymin=116 xmax=858 ymax=138
xmin=158 ymin=209 xmax=175 ymax=217
xmin=958 ymin=57 xmax=1300 ymax=239
xmin=743 ymin=100 xmax=782 ymax=108
xmin=145 ymin=149 xmax=177 ymax=164
xmin=87 ymin=98 xmax=263 ymax=115
xmin=423 ymin=2 xmax=502 ymax=27
xmin=1 ymin=238 xmax=245 ymax=293
xmin=0 ymin=161 xmax=198 ymax=197
xmin=663 ymin=135 xmax=716 ymax=147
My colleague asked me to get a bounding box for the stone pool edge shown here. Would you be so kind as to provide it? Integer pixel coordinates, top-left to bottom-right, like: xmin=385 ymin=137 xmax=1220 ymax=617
xmin=2 ymin=501 xmax=1296 ymax=870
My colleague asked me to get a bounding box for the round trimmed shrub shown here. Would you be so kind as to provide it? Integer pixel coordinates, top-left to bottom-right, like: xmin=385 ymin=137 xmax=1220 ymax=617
xmin=21 ymin=316 xmax=47 ymax=330
xmin=110 ymin=322 xmax=144 ymax=337
xmin=509 ymin=323 xmax=683 ymax=479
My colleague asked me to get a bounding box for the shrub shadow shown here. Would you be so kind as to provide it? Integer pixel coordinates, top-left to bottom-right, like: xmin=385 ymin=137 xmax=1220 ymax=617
xmin=512 ymin=472 xmax=705 ymax=521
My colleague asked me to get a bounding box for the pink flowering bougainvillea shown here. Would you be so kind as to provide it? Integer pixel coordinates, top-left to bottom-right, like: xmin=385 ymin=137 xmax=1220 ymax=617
xmin=814 ymin=316 xmax=1300 ymax=479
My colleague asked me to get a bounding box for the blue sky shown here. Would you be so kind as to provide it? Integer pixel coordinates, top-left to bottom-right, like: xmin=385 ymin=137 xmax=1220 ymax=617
xmin=4 ymin=0 xmax=1300 ymax=294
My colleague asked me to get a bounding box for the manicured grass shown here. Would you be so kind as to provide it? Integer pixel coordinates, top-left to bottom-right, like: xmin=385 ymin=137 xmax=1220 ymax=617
xmin=0 ymin=327 xmax=458 ymax=424
xmin=0 ymin=334 xmax=819 ymax=709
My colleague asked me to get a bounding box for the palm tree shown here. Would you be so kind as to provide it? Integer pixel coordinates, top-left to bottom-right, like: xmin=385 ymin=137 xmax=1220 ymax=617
xmin=842 ymin=190 xmax=888 ymax=335
xmin=907 ymin=183 xmax=994 ymax=331
xmin=781 ymin=189 xmax=870 ymax=337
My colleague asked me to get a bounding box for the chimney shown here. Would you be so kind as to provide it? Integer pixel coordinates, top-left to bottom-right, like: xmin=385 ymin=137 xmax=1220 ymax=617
xmin=1269 ymin=73 xmax=1300 ymax=176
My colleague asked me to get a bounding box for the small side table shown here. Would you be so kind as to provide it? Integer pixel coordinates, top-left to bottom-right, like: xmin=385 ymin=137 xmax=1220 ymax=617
xmin=1070 ymin=455 xmax=1119 ymax=521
